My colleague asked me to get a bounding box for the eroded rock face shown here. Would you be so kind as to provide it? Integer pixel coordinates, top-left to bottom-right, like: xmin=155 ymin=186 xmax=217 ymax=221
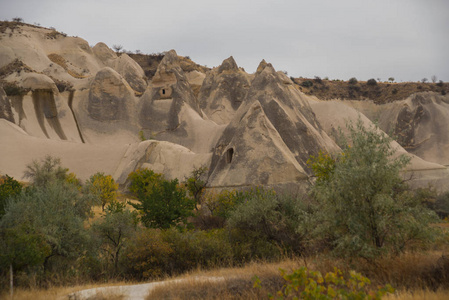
xmin=0 ymin=87 xmax=14 ymax=123
xmin=208 ymin=60 xmax=339 ymax=187
xmin=88 ymin=67 xmax=134 ymax=121
xmin=139 ymin=50 xmax=201 ymax=134
xmin=390 ymin=93 xmax=449 ymax=165
xmin=208 ymin=100 xmax=308 ymax=187
xmin=111 ymin=54 xmax=147 ymax=93
xmin=198 ymin=56 xmax=251 ymax=124
xmin=243 ymin=61 xmax=338 ymax=171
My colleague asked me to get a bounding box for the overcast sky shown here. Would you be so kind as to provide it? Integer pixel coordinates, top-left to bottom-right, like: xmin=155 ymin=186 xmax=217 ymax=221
xmin=1 ymin=0 xmax=448 ymax=82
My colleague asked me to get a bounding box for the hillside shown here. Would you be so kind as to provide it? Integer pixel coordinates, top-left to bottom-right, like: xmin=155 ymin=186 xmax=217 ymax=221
xmin=0 ymin=21 xmax=449 ymax=191
xmin=293 ymin=76 xmax=449 ymax=104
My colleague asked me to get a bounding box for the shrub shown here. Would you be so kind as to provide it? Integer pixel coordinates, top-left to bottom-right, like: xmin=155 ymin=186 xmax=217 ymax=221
xmin=227 ymin=188 xmax=313 ymax=256
xmin=367 ymin=78 xmax=377 ymax=86
xmin=124 ymin=228 xmax=173 ymax=279
xmin=254 ymin=267 xmax=394 ymax=299
xmin=310 ymin=119 xmax=439 ymax=259
xmin=348 ymin=77 xmax=358 ymax=85
xmin=301 ymin=80 xmax=313 ymax=88
xmin=2 ymin=82 xmax=29 ymax=96
xmin=160 ymin=228 xmax=233 ymax=273
xmin=437 ymin=80 xmax=444 ymax=87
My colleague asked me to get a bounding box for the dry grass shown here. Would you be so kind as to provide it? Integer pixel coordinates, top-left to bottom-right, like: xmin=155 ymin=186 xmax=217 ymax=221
xmin=147 ymin=251 xmax=449 ymax=300
xmin=385 ymin=289 xmax=449 ymax=300
xmin=0 ymin=281 xmax=129 ymax=300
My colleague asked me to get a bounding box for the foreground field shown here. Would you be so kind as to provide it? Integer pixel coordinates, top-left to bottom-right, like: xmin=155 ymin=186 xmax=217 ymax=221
xmin=5 ymin=251 xmax=449 ymax=300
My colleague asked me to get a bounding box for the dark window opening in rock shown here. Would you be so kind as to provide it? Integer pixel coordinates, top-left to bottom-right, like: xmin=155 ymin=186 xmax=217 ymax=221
xmin=226 ymin=148 xmax=234 ymax=164
xmin=162 ymin=89 xmax=166 ymax=95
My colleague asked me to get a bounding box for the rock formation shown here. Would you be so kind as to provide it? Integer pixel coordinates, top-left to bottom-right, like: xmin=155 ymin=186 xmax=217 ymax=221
xmin=0 ymin=22 xmax=448 ymax=191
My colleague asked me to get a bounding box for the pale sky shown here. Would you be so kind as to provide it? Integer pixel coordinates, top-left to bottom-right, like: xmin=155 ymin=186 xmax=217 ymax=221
xmin=1 ymin=0 xmax=448 ymax=82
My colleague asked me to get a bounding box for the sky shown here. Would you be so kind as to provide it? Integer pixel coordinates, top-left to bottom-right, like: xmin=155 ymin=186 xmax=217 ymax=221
xmin=1 ymin=0 xmax=448 ymax=82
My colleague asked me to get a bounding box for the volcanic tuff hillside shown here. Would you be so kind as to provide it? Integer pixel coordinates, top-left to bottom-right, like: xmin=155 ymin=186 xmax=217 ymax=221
xmin=1 ymin=22 xmax=449 ymax=191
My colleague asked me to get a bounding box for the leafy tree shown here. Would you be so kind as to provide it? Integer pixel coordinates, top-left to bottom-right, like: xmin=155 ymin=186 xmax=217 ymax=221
xmin=185 ymin=165 xmax=208 ymax=210
xmin=128 ymin=169 xmax=196 ymax=229
xmin=0 ymin=175 xmax=22 ymax=218
xmin=87 ymin=172 xmax=119 ymax=211
xmin=310 ymin=120 xmax=439 ymax=259
xmin=91 ymin=201 xmax=138 ymax=274
xmin=0 ymin=181 xmax=94 ymax=272
xmin=23 ymin=155 xmax=68 ymax=187
xmin=0 ymin=157 xmax=96 ymax=275
xmin=388 ymin=77 xmax=395 ymax=82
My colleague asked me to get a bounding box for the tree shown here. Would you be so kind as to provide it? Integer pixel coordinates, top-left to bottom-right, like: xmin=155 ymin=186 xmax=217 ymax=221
xmin=91 ymin=201 xmax=138 ymax=274
xmin=431 ymin=75 xmax=438 ymax=83
xmin=184 ymin=166 xmax=208 ymax=210
xmin=128 ymin=169 xmax=195 ymax=229
xmin=87 ymin=172 xmax=118 ymax=211
xmin=422 ymin=78 xmax=428 ymax=83
xmin=112 ymin=44 xmax=123 ymax=53
xmin=1 ymin=181 xmax=95 ymax=268
xmin=310 ymin=120 xmax=439 ymax=259
xmin=0 ymin=157 xmax=96 ymax=275
xmin=0 ymin=175 xmax=22 ymax=218
xmin=388 ymin=77 xmax=395 ymax=83
xmin=23 ymin=155 xmax=68 ymax=187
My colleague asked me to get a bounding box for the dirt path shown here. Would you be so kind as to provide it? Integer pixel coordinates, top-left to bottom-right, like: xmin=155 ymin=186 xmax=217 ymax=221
xmin=66 ymin=276 xmax=225 ymax=300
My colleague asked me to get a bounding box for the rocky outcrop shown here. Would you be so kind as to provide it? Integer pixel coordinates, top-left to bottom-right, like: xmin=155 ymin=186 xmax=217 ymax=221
xmin=240 ymin=61 xmax=338 ymax=171
xmin=208 ymin=100 xmax=308 ymax=187
xmin=198 ymin=56 xmax=251 ymax=124
xmin=88 ymin=67 xmax=135 ymax=121
xmin=138 ymin=50 xmax=201 ymax=134
xmin=0 ymin=87 xmax=14 ymax=123
xmin=207 ymin=60 xmax=339 ymax=188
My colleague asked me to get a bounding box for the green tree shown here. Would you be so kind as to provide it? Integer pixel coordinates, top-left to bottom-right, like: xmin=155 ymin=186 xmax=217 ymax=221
xmin=128 ymin=169 xmax=196 ymax=229
xmin=0 ymin=175 xmax=22 ymax=218
xmin=87 ymin=172 xmax=119 ymax=211
xmin=185 ymin=165 xmax=208 ymax=210
xmin=310 ymin=120 xmax=439 ymax=259
xmin=1 ymin=182 xmax=94 ymax=270
xmin=91 ymin=202 xmax=138 ymax=274
xmin=23 ymin=155 xmax=68 ymax=187
xmin=0 ymin=157 xmax=96 ymax=275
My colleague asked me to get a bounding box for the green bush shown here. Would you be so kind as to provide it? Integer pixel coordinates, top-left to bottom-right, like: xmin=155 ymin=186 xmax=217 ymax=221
xmin=124 ymin=228 xmax=173 ymax=279
xmin=301 ymin=80 xmax=313 ymax=88
xmin=348 ymin=77 xmax=358 ymax=84
xmin=367 ymin=78 xmax=377 ymax=86
xmin=161 ymin=228 xmax=234 ymax=273
xmin=227 ymin=188 xmax=313 ymax=256
xmin=254 ymin=267 xmax=394 ymax=299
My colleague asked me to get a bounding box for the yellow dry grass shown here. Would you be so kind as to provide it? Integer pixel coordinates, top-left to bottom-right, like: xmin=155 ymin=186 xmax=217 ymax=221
xmin=385 ymin=290 xmax=449 ymax=300
xmin=0 ymin=281 xmax=130 ymax=300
